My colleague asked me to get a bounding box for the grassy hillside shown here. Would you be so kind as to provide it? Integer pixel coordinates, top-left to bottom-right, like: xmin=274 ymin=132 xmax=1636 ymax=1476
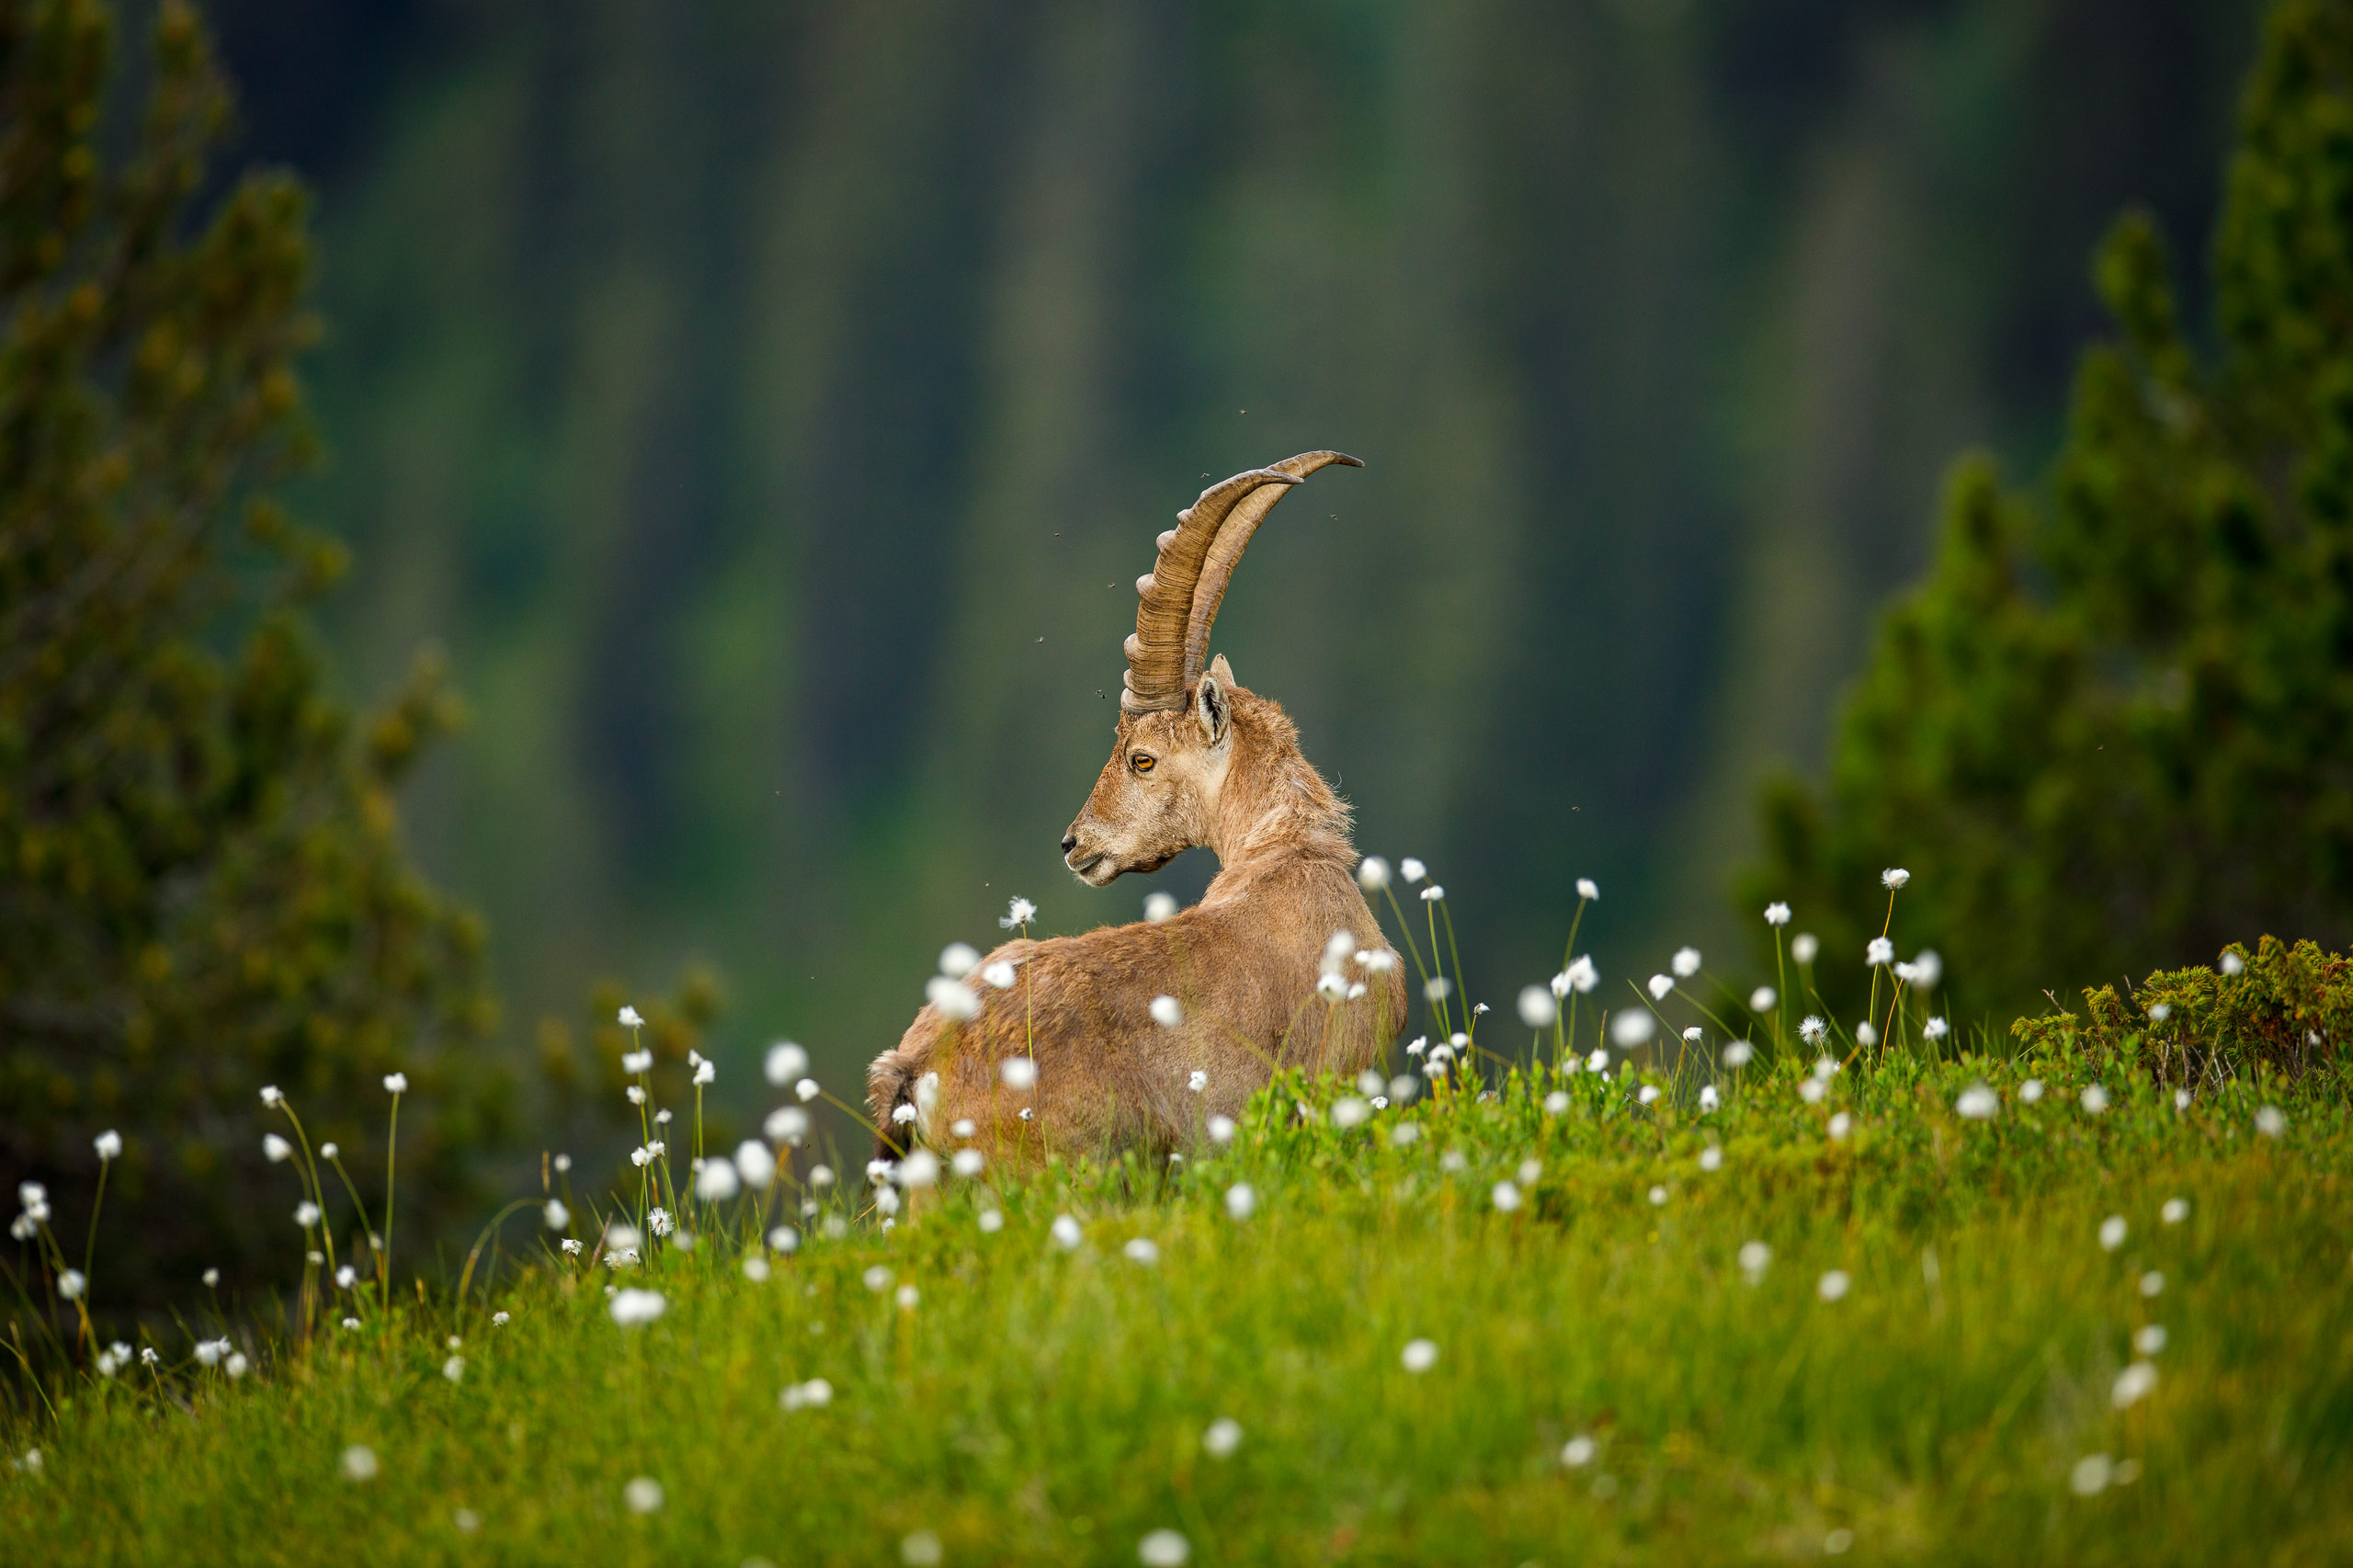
xmin=6 ymin=1001 xmax=2348 ymax=1565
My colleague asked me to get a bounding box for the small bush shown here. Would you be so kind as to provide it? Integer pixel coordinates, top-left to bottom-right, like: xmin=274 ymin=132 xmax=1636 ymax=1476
xmin=2014 ymin=936 xmax=2353 ymax=1086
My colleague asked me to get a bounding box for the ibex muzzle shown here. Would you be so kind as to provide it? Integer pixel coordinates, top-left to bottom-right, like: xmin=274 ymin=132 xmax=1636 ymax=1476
xmin=870 ymin=452 xmax=1404 ymax=1166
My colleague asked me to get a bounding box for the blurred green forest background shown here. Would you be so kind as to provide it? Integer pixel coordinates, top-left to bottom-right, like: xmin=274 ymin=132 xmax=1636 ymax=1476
xmin=198 ymin=0 xmax=2263 ymax=1057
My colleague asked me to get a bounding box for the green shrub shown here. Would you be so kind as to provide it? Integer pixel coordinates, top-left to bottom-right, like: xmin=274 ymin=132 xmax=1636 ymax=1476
xmin=2016 ymin=936 xmax=2353 ymax=1087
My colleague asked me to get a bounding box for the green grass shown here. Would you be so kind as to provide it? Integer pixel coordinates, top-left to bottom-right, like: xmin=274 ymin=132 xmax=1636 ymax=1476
xmin=6 ymin=1041 xmax=2351 ymax=1566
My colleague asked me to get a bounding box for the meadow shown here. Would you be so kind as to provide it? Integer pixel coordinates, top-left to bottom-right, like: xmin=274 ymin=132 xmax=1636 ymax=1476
xmin=5 ymin=881 xmax=2351 ymax=1567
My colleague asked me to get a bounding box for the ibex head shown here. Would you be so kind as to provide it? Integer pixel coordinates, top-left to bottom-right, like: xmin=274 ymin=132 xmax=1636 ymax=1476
xmin=1061 ymin=451 xmax=1360 ymax=885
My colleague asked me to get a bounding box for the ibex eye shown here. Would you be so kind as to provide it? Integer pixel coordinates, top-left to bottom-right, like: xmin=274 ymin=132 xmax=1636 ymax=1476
xmin=1131 ymin=754 xmax=1155 ymax=774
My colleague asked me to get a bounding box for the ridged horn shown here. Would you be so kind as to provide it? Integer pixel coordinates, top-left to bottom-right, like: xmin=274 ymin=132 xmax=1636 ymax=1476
xmin=1120 ymin=451 xmax=1363 ymax=715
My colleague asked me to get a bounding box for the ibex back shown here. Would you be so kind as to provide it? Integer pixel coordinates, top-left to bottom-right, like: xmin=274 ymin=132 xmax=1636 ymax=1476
xmin=868 ymin=452 xmax=1404 ymax=1165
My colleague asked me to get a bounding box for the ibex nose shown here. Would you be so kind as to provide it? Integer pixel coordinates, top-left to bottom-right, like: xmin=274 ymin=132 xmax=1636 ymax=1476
xmin=1060 ymin=832 xmax=1079 ymax=855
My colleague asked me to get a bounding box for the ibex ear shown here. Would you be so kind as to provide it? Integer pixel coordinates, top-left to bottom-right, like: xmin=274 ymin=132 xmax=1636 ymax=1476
xmin=1206 ymin=653 xmax=1236 ymax=687
xmin=1194 ymin=670 xmax=1231 ymax=747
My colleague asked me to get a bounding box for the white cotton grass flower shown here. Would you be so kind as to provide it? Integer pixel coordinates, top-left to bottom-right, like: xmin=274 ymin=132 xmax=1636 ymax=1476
xmin=1699 ymin=1145 xmax=1723 ymax=1172
xmin=2098 ymin=1215 xmax=2128 ymax=1252
xmin=624 ymin=1476 xmax=665 ymax=1515
xmin=1001 ymin=1057 xmax=1039 ymax=1091
xmin=1722 ymin=1040 xmax=1754 ymax=1068
xmin=1800 ymin=1078 xmax=1826 ymax=1106
xmin=1956 ymin=1084 xmax=1997 ymax=1120
xmin=1576 ymin=877 xmax=1599 ymax=901
xmin=263 ymin=1132 xmax=293 ymax=1164
xmin=1748 ymin=986 xmax=1777 ymax=1012
xmin=1423 ymin=976 xmax=1452 ymax=1003
xmin=1399 ymin=1338 xmax=1439 ymax=1373
xmin=224 ymin=1352 xmax=249 ymax=1379
xmin=1610 ymin=1010 xmax=1655 ymax=1048
xmin=259 ymin=1085 xmax=283 ymax=1106
xmin=1050 ymin=1214 xmax=1083 ymax=1250
xmin=1764 ymin=902 xmax=1791 ymax=926
xmin=871 ymin=1187 xmax=902 ymax=1217
xmin=2080 ymin=1083 xmax=2109 ymax=1115
xmin=766 ymin=1107 xmax=810 ymax=1144
xmin=1207 ymin=1116 xmax=1236 ymax=1144
xmin=441 ymin=1355 xmax=465 ymax=1384
xmin=1331 ymin=1096 xmax=1370 ymax=1128
xmin=939 ymin=942 xmax=981 ymax=977
xmin=1561 ymin=1435 xmax=1597 ymax=1468
xmin=340 ymin=1445 xmax=380 ymax=1482
xmin=1637 ymin=1085 xmax=1662 ymax=1107
xmin=1817 ymin=1269 xmax=1850 ymax=1302
xmin=1791 ymin=934 xmax=1820 ymax=964
xmin=1357 ymin=856 xmax=1391 ymax=892
xmin=1586 ymin=1047 xmax=1609 ymax=1074
xmin=618 ymin=1006 xmax=644 ymax=1028
xmin=892 ymin=1104 xmax=917 ymax=1126
xmin=1202 ymin=1417 xmax=1244 ymax=1458
xmin=778 ymin=1377 xmax=835 ymax=1412
xmin=2019 ymin=1078 xmax=2045 ymax=1103
xmin=1699 ymin=1084 xmax=1719 ymax=1112
xmin=2111 ymin=1360 xmax=2159 ymax=1409
xmin=1001 ymin=895 xmax=1037 ymax=929
xmin=950 ymin=1148 xmax=984 ymax=1179
xmin=1827 ymin=1111 xmax=1852 ymax=1141
xmin=2136 ymin=1324 xmax=2168 ymax=1356
xmin=1543 ymin=1091 xmax=1571 ymax=1114
xmin=625 ymin=1085 xmax=646 ymax=1107
xmin=1925 ymin=1016 xmax=1950 ymax=1040
xmin=94 ymin=1130 xmax=120 ymax=1162
xmin=2220 ymin=949 xmax=2245 ymax=976
xmin=1565 ymin=956 xmax=1599 ymax=995
xmin=767 ymin=1225 xmax=800 ymax=1255
xmin=2162 ymin=1197 xmax=2188 ymax=1224
xmin=1418 ymin=884 xmax=1444 ymax=903
xmin=1648 ymin=1185 xmax=1668 ymax=1207
xmin=1671 ymin=947 xmax=1701 ymax=978
xmin=2256 ymin=1105 xmax=2287 ymax=1138
xmin=383 ymin=1073 xmax=408 ymax=1095
xmin=1316 ymin=971 xmax=1348 ymax=1003
xmin=1865 ymin=937 xmax=1894 ymax=967
xmin=335 ymin=1264 xmax=358 ymax=1290
xmin=1139 ymin=1528 xmax=1191 ymax=1566
xmin=2149 ymin=1002 xmax=2172 ymax=1023
xmin=1518 ymin=985 xmax=1558 ymax=1028
xmin=1799 ymin=1015 xmax=1827 ymax=1045
xmin=896 ymin=1150 xmax=940 ymax=1188
xmin=622 ymin=1049 xmax=653 ymax=1074
xmin=56 ymin=1269 xmax=86 ymax=1301
xmin=1401 ymin=858 xmax=1427 ymax=884
xmin=609 ymin=1289 xmax=665 ymax=1326
xmin=2070 ymin=1453 xmax=2114 ymax=1496
xmin=1646 ymin=973 xmax=1673 ymax=1001
xmin=1143 ymin=891 xmax=1178 ymax=923
xmin=764 ymin=1041 xmax=810 ymax=1085
xmin=1738 ymin=1240 xmax=1771 ymax=1283
xmin=862 ymin=1265 xmax=895 ymax=1293
xmin=926 ymin=977 xmax=982 ymax=1021
xmin=693 ymin=1059 xmax=716 ymax=1086
xmin=1682 ymin=1026 xmax=1703 ymax=1044
xmin=2140 ymin=1270 xmax=2165 ymax=1299
xmin=1223 ymin=1184 xmax=1256 ymax=1221
xmin=796 ymin=1077 xmax=821 ymax=1103
xmin=1150 ymin=994 xmax=1183 ymax=1028
xmin=1491 ymin=1180 xmax=1522 ymax=1213
xmin=647 ymin=1209 xmax=675 ymax=1237
xmin=695 ymin=1159 xmax=741 ymax=1201
xmin=982 ymin=960 xmax=1017 ymax=989
xmin=896 ymin=1284 xmax=920 ymax=1311
xmin=1122 ymin=1236 xmax=1160 ymax=1266
xmin=1881 ymin=868 xmax=1910 ymax=889
xmin=734 ymin=1141 xmax=778 ymax=1188
xmin=294 ymin=1201 xmax=321 ymax=1229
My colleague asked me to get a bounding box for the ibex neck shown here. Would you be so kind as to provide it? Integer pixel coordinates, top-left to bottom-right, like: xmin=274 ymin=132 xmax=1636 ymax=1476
xmin=1202 ymin=718 xmax=1357 ymax=889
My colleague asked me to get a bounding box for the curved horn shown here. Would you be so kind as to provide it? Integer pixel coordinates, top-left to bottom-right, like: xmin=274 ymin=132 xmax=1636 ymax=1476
xmin=1121 ymin=450 xmax=1363 ymax=714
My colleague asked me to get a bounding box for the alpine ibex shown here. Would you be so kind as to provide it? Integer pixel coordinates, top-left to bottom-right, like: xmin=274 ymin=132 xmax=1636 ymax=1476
xmin=868 ymin=451 xmax=1404 ymax=1164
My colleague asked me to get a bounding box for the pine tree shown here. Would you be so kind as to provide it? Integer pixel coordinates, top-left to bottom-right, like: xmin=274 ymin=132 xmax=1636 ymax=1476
xmin=1749 ymin=0 xmax=2353 ymax=1029
xmin=0 ymin=0 xmax=502 ymax=1302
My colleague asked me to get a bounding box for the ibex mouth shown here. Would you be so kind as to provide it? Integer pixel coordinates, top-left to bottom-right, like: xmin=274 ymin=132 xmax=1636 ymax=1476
xmin=1066 ymin=850 xmax=1112 ymax=884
